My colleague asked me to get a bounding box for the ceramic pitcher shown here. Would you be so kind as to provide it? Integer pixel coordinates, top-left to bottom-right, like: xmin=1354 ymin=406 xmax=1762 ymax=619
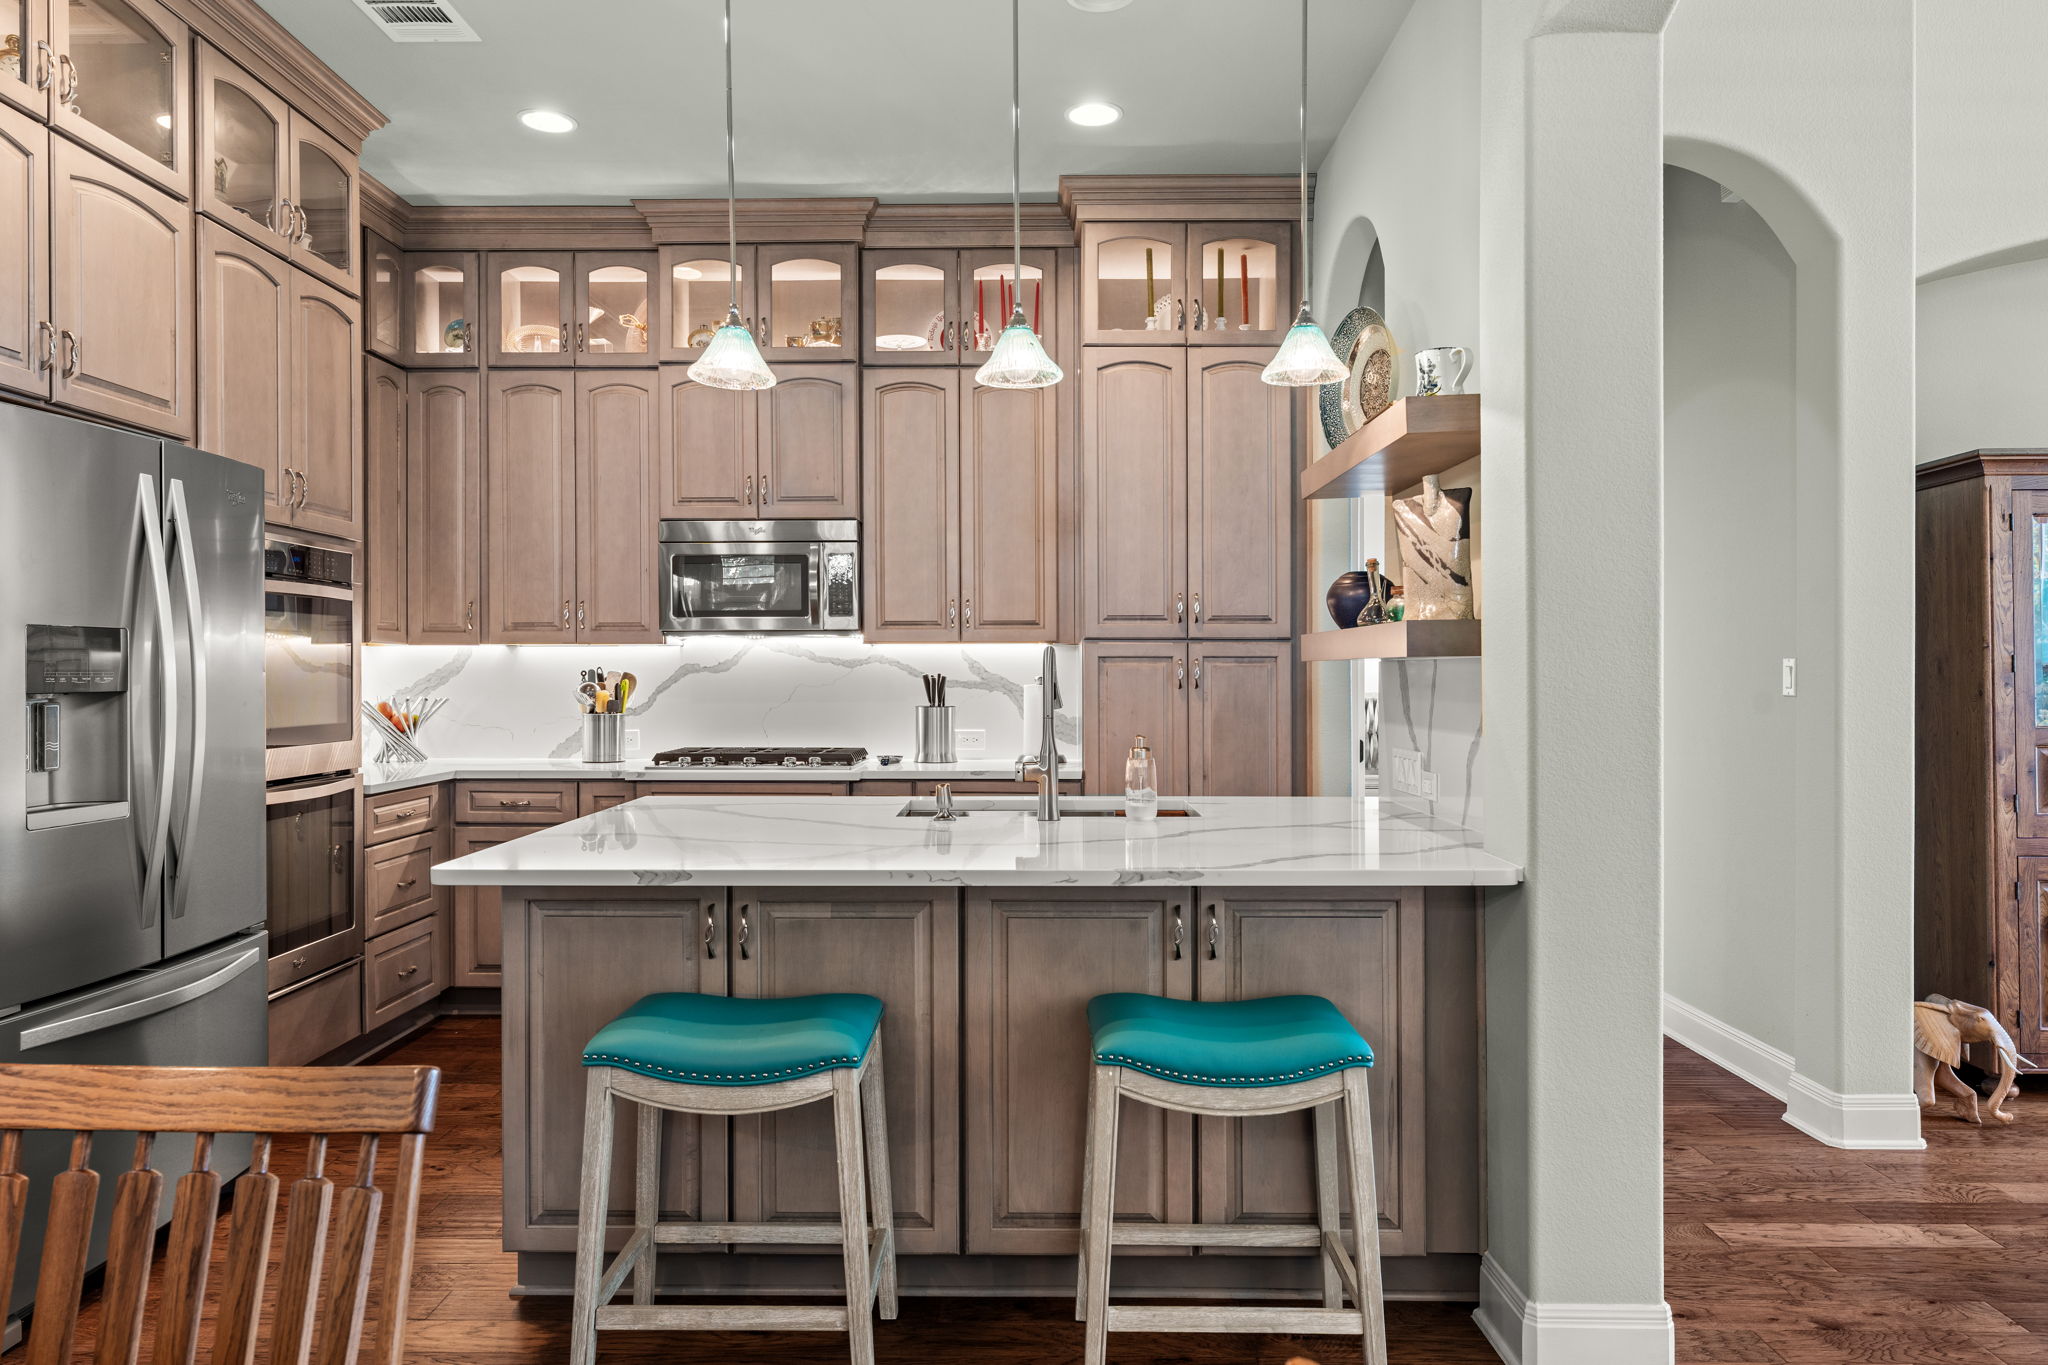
xmin=1414 ymin=346 xmax=1471 ymax=396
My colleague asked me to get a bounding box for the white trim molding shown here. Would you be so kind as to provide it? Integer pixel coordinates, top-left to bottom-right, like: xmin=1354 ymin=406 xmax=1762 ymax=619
xmin=1661 ymin=993 xmax=1793 ymax=1100
xmin=1782 ymin=1071 xmax=1926 ymax=1150
xmin=1474 ymin=1255 xmax=1675 ymax=1365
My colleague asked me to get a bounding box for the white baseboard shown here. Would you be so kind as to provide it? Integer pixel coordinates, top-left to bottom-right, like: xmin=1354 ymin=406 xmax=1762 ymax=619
xmin=1661 ymin=993 xmax=1792 ymax=1099
xmin=1474 ymin=1255 xmax=1674 ymax=1365
xmin=1782 ymin=1070 xmax=1926 ymax=1150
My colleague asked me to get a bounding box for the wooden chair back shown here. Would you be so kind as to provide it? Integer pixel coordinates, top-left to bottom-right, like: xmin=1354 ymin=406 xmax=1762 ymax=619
xmin=0 ymin=1064 xmax=439 ymax=1365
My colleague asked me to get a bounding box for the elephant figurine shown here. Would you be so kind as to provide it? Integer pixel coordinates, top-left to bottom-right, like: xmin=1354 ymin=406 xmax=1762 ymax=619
xmin=1914 ymin=995 xmax=2031 ymax=1125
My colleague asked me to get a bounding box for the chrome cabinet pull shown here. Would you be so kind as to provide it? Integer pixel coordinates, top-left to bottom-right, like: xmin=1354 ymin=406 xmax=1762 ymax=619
xmin=294 ymin=204 xmax=309 ymax=243
xmin=35 ymin=320 xmax=52 ymax=373
xmin=1192 ymin=658 xmax=1202 ymax=689
xmin=498 ymin=798 xmax=532 ymax=808
xmin=575 ymin=320 xmax=587 ymax=352
xmin=1171 ymin=906 xmax=1184 ymax=960
xmin=1175 ymin=658 xmax=1185 ymax=689
xmin=276 ymin=198 xmax=294 ymax=239
xmin=58 ymin=328 xmax=76 ymax=379
xmin=703 ymin=903 xmax=718 ymax=959
xmin=1191 ymin=592 xmax=1202 ymax=623
xmin=57 ymin=52 xmax=75 ymax=105
xmin=1175 ymin=297 xmax=1186 ymax=331
xmin=297 ymin=468 xmax=310 ymax=510
xmin=461 ymin=319 xmax=474 ymax=352
xmin=1175 ymin=592 xmax=1185 ymax=624
xmin=32 ymin=40 xmax=51 ymax=91
xmin=1206 ymin=904 xmax=1220 ymax=959
xmin=759 ymin=476 xmax=768 ymax=505
xmin=963 ymin=599 xmax=973 ymax=628
xmin=464 ymin=599 xmax=475 ymax=631
xmin=737 ymin=905 xmax=751 ymax=960
xmin=744 ymin=474 xmax=754 ymax=505
xmin=948 ymin=599 xmax=958 ymax=626
xmin=558 ymin=321 xmax=570 ymax=352
xmin=577 ymin=600 xmax=586 ymax=629
xmin=397 ymin=964 xmax=419 ymax=978
xmin=395 ymin=878 xmax=418 ymax=890
xmin=562 ymin=600 xmax=571 ymax=627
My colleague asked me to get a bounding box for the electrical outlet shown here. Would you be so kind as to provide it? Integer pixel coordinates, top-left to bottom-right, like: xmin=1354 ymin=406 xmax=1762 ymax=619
xmin=625 ymin=729 xmax=641 ymax=753
xmin=1386 ymin=747 xmax=1424 ymax=797
xmin=956 ymin=728 xmax=987 ymax=755
xmin=1421 ymin=769 xmax=1440 ymax=801
xmin=1781 ymin=658 xmax=1797 ymax=697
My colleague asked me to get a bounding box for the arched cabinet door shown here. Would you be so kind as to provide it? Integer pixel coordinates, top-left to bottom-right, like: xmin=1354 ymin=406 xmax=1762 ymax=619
xmin=0 ymin=101 xmax=48 ymax=400
xmin=289 ymin=268 xmax=362 ymax=539
xmin=485 ymin=371 xmax=576 ymax=642
xmin=405 ymin=371 xmax=482 ymax=643
xmin=758 ymin=363 xmax=858 ymax=517
xmin=196 ymin=42 xmax=289 ymax=250
xmin=1081 ymin=348 xmax=1186 ymax=638
xmin=862 ymin=369 xmax=960 ymax=641
xmin=49 ymin=0 xmax=191 ymax=198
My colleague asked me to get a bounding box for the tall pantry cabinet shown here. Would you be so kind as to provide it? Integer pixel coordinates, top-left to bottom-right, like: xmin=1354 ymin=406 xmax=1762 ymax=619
xmin=1066 ymin=190 xmax=1302 ymax=796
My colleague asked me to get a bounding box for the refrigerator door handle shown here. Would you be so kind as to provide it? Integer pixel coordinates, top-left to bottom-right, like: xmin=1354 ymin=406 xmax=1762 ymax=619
xmin=17 ymin=944 xmax=262 ymax=1051
xmin=164 ymin=478 xmax=207 ymax=922
xmin=128 ymin=472 xmax=176 ymax=929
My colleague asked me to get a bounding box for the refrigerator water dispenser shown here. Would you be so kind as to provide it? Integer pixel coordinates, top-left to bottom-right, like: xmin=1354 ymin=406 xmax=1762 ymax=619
xmin=24 ymin=623 xmax=128 ymax=826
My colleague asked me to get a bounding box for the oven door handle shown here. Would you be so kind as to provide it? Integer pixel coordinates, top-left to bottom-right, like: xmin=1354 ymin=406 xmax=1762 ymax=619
xmin=165 ymin=478 xmax=206 ymax=923
xmin=263 ymin=578 xmax=356 ymax=603
xmin=263 ymin=774 xmax=361 ymax=807
xmin=19 ymin=944 xmax=262 ymax=1051
xmin=809 ymin=544 xmax=823 ymax=628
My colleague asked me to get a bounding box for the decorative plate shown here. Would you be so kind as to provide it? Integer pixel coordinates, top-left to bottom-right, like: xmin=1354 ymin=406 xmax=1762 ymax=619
xmin=1319 ymin=306 xmax=1397 ymax=449
xmin=923 ymin=311 xmax=947 ymax=349
xmin=876 ymin=334 xmax=928 ymax=350
xmin=509 ymin=322 xmax=562 ymax=353
xmin=686 ymin=323 xmax=718 ymax=347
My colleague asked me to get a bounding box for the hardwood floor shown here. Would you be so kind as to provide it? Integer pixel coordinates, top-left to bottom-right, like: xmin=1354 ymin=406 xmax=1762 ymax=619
xmin=9 ymin=1021 xmax=2047 ymax=1364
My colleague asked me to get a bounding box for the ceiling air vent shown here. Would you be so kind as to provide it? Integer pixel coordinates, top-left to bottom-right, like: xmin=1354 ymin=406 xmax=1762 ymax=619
xmin=350 ymin=0 xmax=480 ymax=42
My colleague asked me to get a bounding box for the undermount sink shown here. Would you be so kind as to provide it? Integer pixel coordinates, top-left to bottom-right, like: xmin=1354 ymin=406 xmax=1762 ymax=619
xmin=896 ymin=797 xmax=1199 ymax=818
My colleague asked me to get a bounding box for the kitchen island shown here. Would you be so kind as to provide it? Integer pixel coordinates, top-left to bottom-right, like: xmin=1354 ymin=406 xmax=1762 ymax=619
xmin=433 ymin=794 xmax=1521 ymax=1303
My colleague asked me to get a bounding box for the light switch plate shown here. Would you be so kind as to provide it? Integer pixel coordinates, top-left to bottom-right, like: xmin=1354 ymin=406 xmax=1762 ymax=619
xmin=1781 ymin=658 xmax=1797 ymax=697
xmin=1421 ymin=769 xmax=1440 ymax=801
xmin=1387 ymin=747 xmax=1424 ymax=798
xmin=956 ymin=728 xmax=987 ymax=755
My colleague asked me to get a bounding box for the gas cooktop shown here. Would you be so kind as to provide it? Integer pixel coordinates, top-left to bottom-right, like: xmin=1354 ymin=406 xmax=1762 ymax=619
xmin=650 ymin=745 xmax=869 ymax=769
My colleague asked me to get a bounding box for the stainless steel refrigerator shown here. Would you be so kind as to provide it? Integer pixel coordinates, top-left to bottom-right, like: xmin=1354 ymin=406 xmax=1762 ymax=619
xmin=0 ymin=404 xmax=268 ymax=1338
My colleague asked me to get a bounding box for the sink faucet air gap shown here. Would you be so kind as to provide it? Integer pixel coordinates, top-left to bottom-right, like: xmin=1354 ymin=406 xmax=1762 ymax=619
xmin=1015 ymin=644 xmax=1063 ymax=822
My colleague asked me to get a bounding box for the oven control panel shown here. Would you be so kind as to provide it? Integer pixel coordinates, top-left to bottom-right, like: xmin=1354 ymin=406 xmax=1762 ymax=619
xmin=264 ymin=540 xmax=353 ymax=589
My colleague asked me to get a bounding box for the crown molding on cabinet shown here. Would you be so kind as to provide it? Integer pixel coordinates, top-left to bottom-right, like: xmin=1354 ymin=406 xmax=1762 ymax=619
xmin=399 ymin=205 xmax=653 ymax=252
xmin=173 ymin=0 xmax=386 ymax=147
xmin=361 ymin=172 xmax=410 ymax=244
xmin=1058 ymin=173 xmax=1312 ymax=223
xmin=632 ymin=197 xmax=878 ymax=245
xmin=863 ymin=202 xmax=1074 ymax=249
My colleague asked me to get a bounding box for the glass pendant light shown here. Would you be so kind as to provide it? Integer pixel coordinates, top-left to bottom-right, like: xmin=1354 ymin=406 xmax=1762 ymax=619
xmin=1262 ymin=0 xmax=1346 ymax=388
xmin=975 ymin=0 xmax=1063 ymax=390
xmin=688 ymin=0 xmax=776 ymax=390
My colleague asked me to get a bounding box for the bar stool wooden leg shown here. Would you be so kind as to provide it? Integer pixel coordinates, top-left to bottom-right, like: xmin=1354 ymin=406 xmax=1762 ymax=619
xmin=633 ymin=1101 xmax=659 ymax=1306
xmin=1081 ymin=1064 xmax=1120 ymax=1365
xmin=569 ymin=1068 xmax=616 ymax=1365
xmin=1074 ymin=1055 xmax=1099 ymax=1321
xmin=1341 ymin=1069 xmax=1388 ymax=1365
xmin=861 ymin=1029 xmax=899 ymax=1321
xmin=1313 ymin=1099 xmax=1344 ymax=1310
xmin=833 ymin=1067 xmax=876 ymax=1365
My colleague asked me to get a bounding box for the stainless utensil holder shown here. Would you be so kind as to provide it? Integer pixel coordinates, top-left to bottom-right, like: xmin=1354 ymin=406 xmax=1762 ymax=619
xmin=915 ymin=705 xmax=955 ymax=763
xmin=581 ymin=713 xmax=624 ymax=764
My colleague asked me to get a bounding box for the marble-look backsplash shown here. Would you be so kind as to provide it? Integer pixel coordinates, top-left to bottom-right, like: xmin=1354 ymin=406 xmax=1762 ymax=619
xmin=361 ymin=640 xmax=1083 ymax=764
xmin=1379 ymin=658 xmax=1484 ymax=830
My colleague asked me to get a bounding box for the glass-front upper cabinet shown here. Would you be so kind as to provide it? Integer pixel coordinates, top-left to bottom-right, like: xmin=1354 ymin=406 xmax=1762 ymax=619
xmin=196 ymin=43 xmax=287 ymax=246
xmin=1081 ymin=223 xmax=1181 ymax=344
xmin=575 ymin=251 xmax=654 ymax=366
xmin=486 ymin=250 xmax=571 ymax=366
xmin=1185 ymin=223 xmax=1292 ymax=346
xmin=365 ymin=230 xmax=401 ymax=360
xmin=50 ymin=0 xmax=189 ymax=197
xmin=960 ymin=250 xmax=1058 ymax=364
xmin=404 ymin=251 xmax=477 ymax=367
xmin=287 ymin=113 xmax=357 ymax=292
xmin=0 ymin=0 xmax=49 ymax=119
xmin=755 ymin=243 xmax=855 ymax=362
xmin=863 ymin=249 xmax=957 ymax=366
xmin=658 ymin=247 xmax=746 ymax=363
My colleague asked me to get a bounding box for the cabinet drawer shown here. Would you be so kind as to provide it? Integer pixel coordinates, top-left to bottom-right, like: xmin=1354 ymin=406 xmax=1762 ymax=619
xmin=365 ymin=919 xmax=445 ymax=1028
xmin=364 ymin=830 xmax=446 ymax=937
xmin=268 ymin=962 xmax=362 ymax=1066
xmin=457 ymin=780 xmax=578 ymax=823
xmin=366 ymin=784 xmax=446 ymax=843
xmin=580 ymin=781 xmax=638 ymax=815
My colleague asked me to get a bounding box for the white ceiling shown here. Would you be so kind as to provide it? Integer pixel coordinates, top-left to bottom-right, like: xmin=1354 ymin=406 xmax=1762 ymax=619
xmin=254 ymin=0 xmax=1414 ymax=205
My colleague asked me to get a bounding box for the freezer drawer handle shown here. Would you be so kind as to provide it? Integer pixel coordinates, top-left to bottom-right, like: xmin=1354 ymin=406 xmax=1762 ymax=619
xmin=18 ymin=945 xmax=262 ymax=1051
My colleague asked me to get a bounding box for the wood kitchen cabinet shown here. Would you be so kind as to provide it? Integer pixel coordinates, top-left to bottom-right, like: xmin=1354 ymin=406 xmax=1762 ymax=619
xmin=0 ymin=0 xmax=45 ymax=120
xmin=963 ymin=888 xmax=1193 ymax=1254
xmin=1194 ymin=888 xmax=1432 ymax=1258
xmin=486 ymin=249 xmax=657 ymax=367
xmin=486 ymin=368 xmax=660 ymax=643
xmin=0 ymin=101 xmax=44 ymax=400
xmin=729 ymin=889 xmax=959 ymax=1255
xmin=656 ymin=362 xmax=857 ymax=519
xmin=1081 ymin=222 xmax=1291 ymax=347
xmin=863 ymin=367 xmax=1060 ymax=642
xmin=660 ymin=242 xmax=855 ymax=365
xmin=199 ymin=217 xmax=359 ymax=535
xmin=501 ymin=891 xmax=729 ymax=1250
xmin=364 ymin=228 xmax=400 ymax=358
xmin=49 ymin=0 xmax=191 ymax=200
xmin=364 ymin=354 xmax=406 ymax=641
xmin=1081 ymin=347 xmax=1291 ymax=640
xmin=405 ymin=369 xmax=481 ymax=641
xmin=403 ymin=249 xmax=476 ymax=365
xmin=863 ymin=247 xmax=1060 ymax=368
xmin=1082 ymin=640 xmax=1293 ymax=797
xmin=50 ymin=136 xmax=192 ymax=438
xmin=449 ymin=824 xmax=531 ymax=987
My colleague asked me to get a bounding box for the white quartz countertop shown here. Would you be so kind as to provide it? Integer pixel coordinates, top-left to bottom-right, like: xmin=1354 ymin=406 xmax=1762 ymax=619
xmin=429 ymin=794 xmax=1523 ymax=889
xmin=362 ymin=756 xmax=1077 ymax=796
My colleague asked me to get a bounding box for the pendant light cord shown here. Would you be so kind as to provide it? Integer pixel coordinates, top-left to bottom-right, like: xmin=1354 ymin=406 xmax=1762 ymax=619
xmin=1011 ymin=0 xmax=1023 ymax=319
xmin=1298 ymin=0 xmax=1311 ymax=311
xmin=723 ymin=0 xmax=738 ymax=316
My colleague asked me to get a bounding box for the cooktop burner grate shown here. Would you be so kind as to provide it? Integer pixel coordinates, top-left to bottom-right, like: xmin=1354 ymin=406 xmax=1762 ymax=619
xmin=650 ymin=745 xmax=869 ymax=769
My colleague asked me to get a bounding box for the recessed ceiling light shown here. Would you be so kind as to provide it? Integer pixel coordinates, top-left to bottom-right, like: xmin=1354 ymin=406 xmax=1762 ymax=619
xmin=1066 ymin=101 xmax=1122 ymax=127
xmin=1067 ymin=0 xmax=1133 ymax=10
xmin=519 ymin=109 xmax=577 ymax=134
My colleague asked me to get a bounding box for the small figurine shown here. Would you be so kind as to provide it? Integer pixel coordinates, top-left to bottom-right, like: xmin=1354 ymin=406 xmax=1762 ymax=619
xmin=1914 ymin=994 xmax=2031 ymax=1125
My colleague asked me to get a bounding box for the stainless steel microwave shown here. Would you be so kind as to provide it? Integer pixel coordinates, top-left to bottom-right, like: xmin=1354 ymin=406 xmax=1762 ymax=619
xmin=658 ymin=520 xmax=860 ymax=635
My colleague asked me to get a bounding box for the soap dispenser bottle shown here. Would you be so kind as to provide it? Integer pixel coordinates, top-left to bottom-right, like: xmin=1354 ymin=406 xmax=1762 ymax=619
xmin=1124 ymin=735 xmax=1159 ymax=820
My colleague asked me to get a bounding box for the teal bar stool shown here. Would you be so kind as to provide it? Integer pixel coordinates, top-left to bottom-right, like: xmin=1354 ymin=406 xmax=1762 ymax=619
xmin=1075 ymin=993 xmax=1387 ymax=1365
xmin=568 ymin=991 xmax=898 ymax=1365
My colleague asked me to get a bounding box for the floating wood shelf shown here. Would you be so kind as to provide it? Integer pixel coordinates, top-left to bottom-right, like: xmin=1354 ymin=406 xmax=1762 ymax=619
xmin=1299 ymin=394 xmax=1481 ymax=500
xmin=1297 ymin=620 xmax=1483 ymax=662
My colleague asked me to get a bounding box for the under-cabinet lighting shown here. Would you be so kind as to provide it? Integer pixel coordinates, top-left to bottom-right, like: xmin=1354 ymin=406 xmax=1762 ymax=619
xmin=518 ymin=109 xmax=577 ymax=134
xmin=154 ymin=112 xmax=171 ymax=129
xmin=1066 ymin=101 xmax=1122 ymax=127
